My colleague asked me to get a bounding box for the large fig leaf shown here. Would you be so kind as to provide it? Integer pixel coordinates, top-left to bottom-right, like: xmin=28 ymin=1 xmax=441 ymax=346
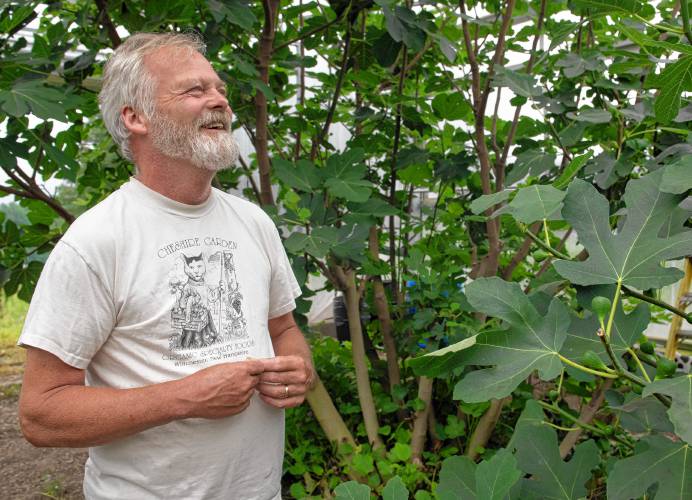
xmin=571 ymin=0 xmax=650 ymax=16
xmin=323 ymin=149 xmax=374 ymax=202
xmin=408 ymin=335 xmax=477 ymax=377
xmin=437 ymin=450 xmax=521 ymax=500
xmin=607 ymin=436 xmax=691 ymax=500
xmin=475 ymin=449 xmax=522 ymax=500
xmin=613 ymin=396 xmax=674 ymax=435
xmin=505 ymin=149 xmax=556 ymax=185
xmin=334 ymin=480 xmax=371 ymax=500
xmin=470 ymin=190 xmax=511 ymax=215
xmin=272 ymin=158 xmax=321 ymax=192
xmin=284 ymin=226 xmax=337 ymax=258
xmin=452 ymin=278 xmax=570 ymax=402
xmin=437 ymin=456 xmax=476 ymax=500
xmin=561 ymin=300 xmax=649 ymax=364
xmin=661 ymin=156 xmax=692 ymax=194
xmin=554 ymin=172 xmax=692 ymax=288
xmin=500 ymin=185 xmax=566 ymax=223
xmin=509 ymin=401 xmax=600 ymax=500
xmin=642 ymin=375 xmax=692 ymax=444
xmin=382 ymin=476 xmax=409 ymax=500
xmin=654 ymin=55 xmax=692 ymax=123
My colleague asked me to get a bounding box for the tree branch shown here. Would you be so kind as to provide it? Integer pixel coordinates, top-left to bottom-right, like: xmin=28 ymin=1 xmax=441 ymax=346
xmin=501 ymin=222 xmax=541 ymax=280
xmin=0 ymin=185 xmax=33 ymax=199
xmin=310 ymin=25 xmax=352 ymax=160
xmin=497 ymin=0 xmax=547 ymax=188
xmin=559 ymin=378 xmax=613 ymax=458
xmin=681 ymin=0 xmax=692 ymax=51
xmin=368 ymin=226 xmax=400 ymax=392
xmin=94 ymin=0 xmax=122 ymax=48
xmin=255 ymin=0 xmax=280 ymax=206
xmin=388 ymin=48 xmax=408 ymax=305
xmin=1 ymin=166 xmax=75 ymax=224
xmin=273 ymin=8 xmax=347 ymax=53
xmin=478 ymin=0 xmax=517 ymax=115
xmin=623 ymin=285 xmax=692 ymax=324
xmin=236 ymin=155 xmax=262 ymax=203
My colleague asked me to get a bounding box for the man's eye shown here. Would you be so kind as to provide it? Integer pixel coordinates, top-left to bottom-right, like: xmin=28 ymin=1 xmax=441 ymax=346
xmin=187 ymin=86 xmax=204 ymax=95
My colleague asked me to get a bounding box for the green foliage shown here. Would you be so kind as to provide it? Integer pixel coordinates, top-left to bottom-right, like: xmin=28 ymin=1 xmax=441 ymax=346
xmin=554 ymin=173 xmax=692 ymax=288
xmin=508 ymin=401 xmax=600 ymax=499
xmin=414 ymin=277 xmax=570 ymax=402
xmin=2 ymin=0 xmax=691 ymax=498
xmin=0 ymin=291 xmax=28 ymax=347
xmin=437 ymin=449 xmax=521 ymax=500
xmin=642 ymin=375 xmax=692 ymax=444
xmin=608 ymin=436 xmax=691 ymax=500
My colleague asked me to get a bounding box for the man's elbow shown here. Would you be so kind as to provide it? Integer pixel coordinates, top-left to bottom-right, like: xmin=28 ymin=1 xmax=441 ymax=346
xmin=19 ymin=400 xmax=59 ymax=447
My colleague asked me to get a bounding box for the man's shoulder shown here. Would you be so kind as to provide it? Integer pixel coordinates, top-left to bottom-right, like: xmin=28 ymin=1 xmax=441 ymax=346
xmin=213 ymin=189 xmax=275 ymax=229
xmin=62 ymin=187 xmax=128 ymax=248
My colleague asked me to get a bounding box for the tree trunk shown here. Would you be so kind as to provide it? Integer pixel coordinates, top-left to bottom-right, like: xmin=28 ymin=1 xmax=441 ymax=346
xmin=559 ymin=379 xmax=613 ymax=458
xmin=411 ymin=376 xmax=434 ymax=466
xmin=255 ymin=0 xmax=279 ymax=206
xmin=344 ymin=269 xmax=384 ymax=449
xmin=306 ymin=375 xmax=356 ymax=447
xmin=306 ymin=376 xmax=363 ymax=481
xmin=368 ymin=226 xmax=401 ymax=391
xmin=465 ymin=397 xmax=509 ymax=460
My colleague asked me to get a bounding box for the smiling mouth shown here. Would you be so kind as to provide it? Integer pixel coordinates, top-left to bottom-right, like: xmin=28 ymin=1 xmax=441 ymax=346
xmin=201 ymin=122 xmax=227 ymax=131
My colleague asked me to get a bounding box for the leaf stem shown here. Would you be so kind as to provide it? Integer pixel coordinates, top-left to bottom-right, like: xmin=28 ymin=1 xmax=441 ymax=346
xmin=627 ymin=348 xmax=652 ymax=383
xmin=558 ymin=354 xmax=619 ymax=378
xmin=604 ymin=279 xmax=622 ymax=341
xmin=622 ymin=285 xmax=692 ymax=323
xmin=556 ymin=369 xmax=564 ymax=395
xmin=681 ymin=0 xmax=692 ymax=45
xmin=537 ymin=401 xmax=633 ymax=449
xmin=626 ymin=127 xmax=690 ymax=138
xmin=541 ymin=421 xmax=579 ymax=432
xmin=527 ymin=234 xmax=692 ymax=323
xmin=633 ymin=14 xmax=683 ymax=35
xmin=543 ymin=219 xmax=550 ymax=246
xmin=524 ymin=227 xmax=571 ymax=260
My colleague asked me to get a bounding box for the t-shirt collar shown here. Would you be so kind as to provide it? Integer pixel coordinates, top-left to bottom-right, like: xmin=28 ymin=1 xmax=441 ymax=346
xmin=123 ymin=177 xmax=217 ymax=218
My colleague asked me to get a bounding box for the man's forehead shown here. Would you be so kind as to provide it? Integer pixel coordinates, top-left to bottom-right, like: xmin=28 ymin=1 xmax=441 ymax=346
xmin=144 ymin=46 xmax=218 ymax=80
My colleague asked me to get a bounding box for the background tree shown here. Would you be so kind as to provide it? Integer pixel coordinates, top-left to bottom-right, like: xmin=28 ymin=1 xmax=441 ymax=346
xmin=1 ymin=0 xmax=691 ymax=497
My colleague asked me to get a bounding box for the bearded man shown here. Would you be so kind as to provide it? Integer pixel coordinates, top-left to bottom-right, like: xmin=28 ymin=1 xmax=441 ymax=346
xmin=17 ymin=32 xmax=314 ymax=500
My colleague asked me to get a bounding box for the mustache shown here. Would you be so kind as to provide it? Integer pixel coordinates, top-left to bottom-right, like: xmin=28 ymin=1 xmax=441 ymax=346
xmin=195 ymin=111 xmax=231 ymax=130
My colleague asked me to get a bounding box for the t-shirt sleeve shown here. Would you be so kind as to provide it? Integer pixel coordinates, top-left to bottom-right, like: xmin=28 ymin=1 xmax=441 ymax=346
xmin=265 ymin=223 xmax=302 ymax=319
xmin=17 ymin=240 xmax=116 ymax=369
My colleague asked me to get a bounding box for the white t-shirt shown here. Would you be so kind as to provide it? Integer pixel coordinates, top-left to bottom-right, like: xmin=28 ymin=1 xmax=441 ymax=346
xmin=19 ymin=178 xmax=301 ymax=500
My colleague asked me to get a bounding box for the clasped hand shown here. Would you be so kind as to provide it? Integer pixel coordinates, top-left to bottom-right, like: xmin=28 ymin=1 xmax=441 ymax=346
xmin=256 ymin=355 xmax=314 ymax=409
xmin=183 ymin=356 xmax=313 ymax=419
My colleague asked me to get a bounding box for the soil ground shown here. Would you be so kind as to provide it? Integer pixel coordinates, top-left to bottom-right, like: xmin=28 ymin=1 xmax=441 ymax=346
xmin=0 ymin=346 xmax=87 ymax=500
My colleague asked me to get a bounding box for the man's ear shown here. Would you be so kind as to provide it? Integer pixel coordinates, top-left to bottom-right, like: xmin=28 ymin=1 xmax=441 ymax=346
xmin=121 ymin=106 xmax=148 ymax=136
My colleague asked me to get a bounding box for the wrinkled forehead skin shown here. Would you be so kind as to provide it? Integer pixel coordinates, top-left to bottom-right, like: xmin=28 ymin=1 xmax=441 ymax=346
xmin=142 ymin=45 xmax=217 ymax=103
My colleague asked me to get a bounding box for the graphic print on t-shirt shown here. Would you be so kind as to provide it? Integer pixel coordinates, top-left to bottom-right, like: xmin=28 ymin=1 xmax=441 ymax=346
xmin=159 ymin=236 xmax=253 ymax=365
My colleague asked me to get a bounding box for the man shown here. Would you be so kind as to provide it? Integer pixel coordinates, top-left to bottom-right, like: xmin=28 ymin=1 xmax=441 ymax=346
xmin=18 ymin=32 xmax=314 ymax=500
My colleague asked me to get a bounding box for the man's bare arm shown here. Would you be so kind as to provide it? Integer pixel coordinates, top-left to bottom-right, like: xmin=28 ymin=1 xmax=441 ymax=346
xmin=258 ymin=311 xmax=314 ymax=408
xmin=19 ymin=347 xmax=264 ymax=448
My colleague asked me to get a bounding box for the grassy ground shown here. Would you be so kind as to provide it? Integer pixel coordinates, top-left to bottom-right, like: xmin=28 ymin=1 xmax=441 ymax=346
xmin=0 ymin=293 xmax=28 ymax=377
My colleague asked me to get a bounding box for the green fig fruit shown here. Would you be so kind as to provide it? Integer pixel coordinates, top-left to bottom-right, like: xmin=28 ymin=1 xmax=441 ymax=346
xmin=591 ymin=296 xmax=611 ymax=322
xmin=534 ymin=250 xmax=549 ymax=262
xmin=581 ymin=350 xmax=610 ymax=372
xmin=640 ymin=341 xmax=655 ymax=355
xmin=656 ymin=357 xmax=677 ymax=379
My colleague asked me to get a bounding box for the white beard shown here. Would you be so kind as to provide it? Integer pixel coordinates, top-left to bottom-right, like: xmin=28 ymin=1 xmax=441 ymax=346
xmin=149 ymin=110 xmax=240 ymax=172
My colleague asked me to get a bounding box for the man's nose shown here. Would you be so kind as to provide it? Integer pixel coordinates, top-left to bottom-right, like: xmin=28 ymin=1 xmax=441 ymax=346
xmin=208 ymin=88 xmax=230 ymax=112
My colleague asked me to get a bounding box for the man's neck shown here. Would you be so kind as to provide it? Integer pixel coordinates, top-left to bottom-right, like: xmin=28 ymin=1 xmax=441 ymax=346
xmin=134 ymin=151 xmax=215 ymax=205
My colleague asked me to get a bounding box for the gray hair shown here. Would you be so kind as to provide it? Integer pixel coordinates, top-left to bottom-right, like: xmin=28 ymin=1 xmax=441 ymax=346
xmin=98 ymin=32 xmax=206 ymax=161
